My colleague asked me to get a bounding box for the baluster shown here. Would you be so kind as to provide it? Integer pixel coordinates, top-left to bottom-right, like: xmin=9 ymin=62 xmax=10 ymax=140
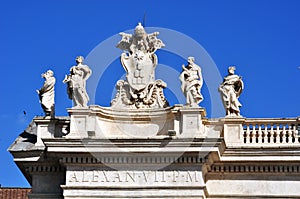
xmin=282 ymin=124 xmax=287 ymax=143
xmin=257 ymin=125 xmax=263 ymax=143
xmin=245 ymin=125 xmax=250 ymax=143
xmin=252 ymin=124 xmax=256 ymax=143
xmin=270 ymin=125 xmax=274 ymax=144
xmin=276 ymin=125 xmax=280 ymax=143
xmin=288 ymin=125 xmax=293 ymax=144
xmin=292 ymin=125 xmax=298 ymax=143
xmin=263 ymin=125 xmax=268 ymax=143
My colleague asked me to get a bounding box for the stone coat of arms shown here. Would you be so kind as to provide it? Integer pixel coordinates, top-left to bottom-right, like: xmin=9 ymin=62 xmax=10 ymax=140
xmin=111 ymin=23 xmax=169 ymax=109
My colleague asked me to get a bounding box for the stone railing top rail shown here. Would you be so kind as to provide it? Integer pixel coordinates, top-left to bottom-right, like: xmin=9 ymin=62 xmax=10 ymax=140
xmin=204 ymin=117 xmax=300 ymax=126
xmin=243 ymin=117 xmax=300 ymax=124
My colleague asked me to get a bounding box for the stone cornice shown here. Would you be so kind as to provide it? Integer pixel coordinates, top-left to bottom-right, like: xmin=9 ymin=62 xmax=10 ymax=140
xmin=42 ymin=137 xmax=221 ymax=154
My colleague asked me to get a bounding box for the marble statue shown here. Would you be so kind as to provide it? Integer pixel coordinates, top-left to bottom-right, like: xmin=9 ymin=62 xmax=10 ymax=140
xmin=63 ymin=56 xmax=92 ymax=108
xmin=37 ymin=70 xmax=56 ymax=117
xmin=179 ymin=57 xmax=203 ymax=107
xmin=111 ymin=23 xmax=169 ymax=109
xmin=219 ymin=66 xmax=244 ymax=117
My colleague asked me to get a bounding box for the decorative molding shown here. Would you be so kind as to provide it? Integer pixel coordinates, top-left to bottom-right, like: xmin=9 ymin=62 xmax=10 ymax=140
xmin=26 ymin=165 xmax=65 ymax=173
xmin=208 ymin=164 xmax=300 ymax=174
xmin=60 ymin=155 xmax=209 ymax=165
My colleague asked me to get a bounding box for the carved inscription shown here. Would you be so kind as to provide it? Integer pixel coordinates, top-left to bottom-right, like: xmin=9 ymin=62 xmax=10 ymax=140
xmin=67 ymin=170 xmax=201 ymax=186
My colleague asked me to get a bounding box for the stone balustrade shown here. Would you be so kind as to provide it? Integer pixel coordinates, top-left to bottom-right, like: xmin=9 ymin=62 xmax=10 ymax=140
xmin=243 ymin=119 xmax=300 ymax=145
xmin=222 ymin=117 xmax=300 ymax=148
xmin=32 ymin=110 xmax=300 ymax=149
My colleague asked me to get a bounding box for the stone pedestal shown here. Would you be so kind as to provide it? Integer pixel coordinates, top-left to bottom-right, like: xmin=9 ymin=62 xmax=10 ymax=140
xmin=66 ymin=105 xmax=207 ymax=139
xmin=35 ymin=118 xmax=56 ymax=146
xmin=67 ymin=108 xmax=91 ymax=139
xmin=67 ymin=106 xmax=176 ymax=139
xmin=221 ymin=117 xmax=245 ymax=148
xmin=177 ymin=106 xmax=206 ymax=138
xmin=34 ymin=117 xmax=69 ymax=147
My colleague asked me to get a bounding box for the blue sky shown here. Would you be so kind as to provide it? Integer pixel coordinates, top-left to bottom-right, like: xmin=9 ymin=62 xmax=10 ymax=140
xmin=1 ymin=0 xmax=300 ymax=187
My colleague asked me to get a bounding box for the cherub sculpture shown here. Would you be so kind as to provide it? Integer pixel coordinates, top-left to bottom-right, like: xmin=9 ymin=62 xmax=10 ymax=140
xmin=37 ymin=70 xmax=56 ymax=117
xmin=63 ymin=56 xmax=92 ymax=108
xmin=179 ymin=57 xmax=203 ymax=107
xmin=116 ymin=22 xmax=165 ymax=55
xmin=219 ymin=66 xmax=244 ymax=117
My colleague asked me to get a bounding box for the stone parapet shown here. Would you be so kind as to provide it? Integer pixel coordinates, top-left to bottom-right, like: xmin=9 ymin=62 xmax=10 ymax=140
xmin=221 ymin=117 xmax=300 ymax=149
xmin=64 ymin=105 xmax=208 ymax=139
xmin=9 ymin=108 xmax=300 ymax=198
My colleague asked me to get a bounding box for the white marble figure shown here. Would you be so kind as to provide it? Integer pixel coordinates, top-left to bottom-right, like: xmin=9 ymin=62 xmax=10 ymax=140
xmin=36 ymin=70 xmax=56 ymax=117
xmin=117 ymin=23 xmax=164 ymax=55
xmin=180 ymin=57 xmax=203 ymax=107
xmin=111 ymin=23 xmax=169 ymax=109
xmin=219 ymin=66 xmax=244 ymax=117
xmin=63 ymin=56 xmax=92 ymax=108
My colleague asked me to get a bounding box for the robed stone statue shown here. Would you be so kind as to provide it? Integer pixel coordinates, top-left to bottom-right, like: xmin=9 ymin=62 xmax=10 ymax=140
xmin=37 ymin=70 xmax=56 ymax=117
xmin=63 ymin=56 xmax=92 ymax=108
xmin=180 ymin=57 xmax=203 ymax=107
xmin=219 ymin=66 xmax=244 ymax=117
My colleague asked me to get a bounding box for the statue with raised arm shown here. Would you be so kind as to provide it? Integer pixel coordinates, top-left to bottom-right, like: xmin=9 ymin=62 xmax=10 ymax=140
xmin=63 ymin=56 xmax=92 ymax=108
xmin=37 ymin=70 xmax=56 ymax=117
xmin=180 ymin=57 xmax=203 ymax=107
xmin=111 ymin=23 xmax=169 ymax=109
xmin=219 ymin=66 xmax=244 ymax=117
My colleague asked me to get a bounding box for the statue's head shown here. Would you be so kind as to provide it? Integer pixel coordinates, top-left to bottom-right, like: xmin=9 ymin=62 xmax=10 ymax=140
xmin=47 ymin=70 xmax=54 ymax=76
xmin=187 ymin=57 xmax=195 ymax=64
xmin=76 ymin=56 xmax=84 ymax=64
xmin=42 ymin=70 xmax=54 ymax=78
xmin=134 ymin=23 xmax=146 ymax=38
xmin=228 ymin=66 xmax=236 ymax=75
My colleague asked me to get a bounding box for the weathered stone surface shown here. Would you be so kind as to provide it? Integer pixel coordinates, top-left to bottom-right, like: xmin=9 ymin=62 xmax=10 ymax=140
xmin=111 ymin=23 xmax=169 ymax=109
xmin=37 ymin=70 xmax=55 ymax=118
xmin=180 ymin=57 xmax=203 ymax=107
xmin=63 ymin=56 xmax=92 ymax=108
xmin=9 ymin=106 xmax=300 ymax=198
xmin=219 ymin=66 xmax=244 ymax=117
xmin=9 ymin=24 xmax=300 ymax=199
xmin=65 ymin=105 xmax=207 ymax=139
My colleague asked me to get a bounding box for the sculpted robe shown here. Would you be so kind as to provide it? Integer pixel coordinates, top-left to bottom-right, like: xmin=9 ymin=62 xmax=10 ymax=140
xmin=39 ymin=76 xmax=55 ymax=116
xmin=219 ymin=74 xmax=243 ymax=116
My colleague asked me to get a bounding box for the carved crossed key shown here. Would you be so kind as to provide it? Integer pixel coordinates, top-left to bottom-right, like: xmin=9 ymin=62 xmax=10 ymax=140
xmin=133 ymin=53 xmax=145 ymax=85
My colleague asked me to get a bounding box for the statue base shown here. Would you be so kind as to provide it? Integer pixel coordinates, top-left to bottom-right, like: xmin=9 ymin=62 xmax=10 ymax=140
xmin=66 ymin=105 xmax=207 ymax=139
